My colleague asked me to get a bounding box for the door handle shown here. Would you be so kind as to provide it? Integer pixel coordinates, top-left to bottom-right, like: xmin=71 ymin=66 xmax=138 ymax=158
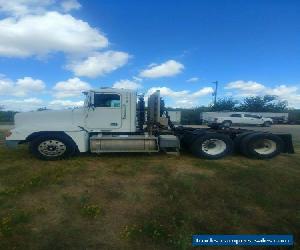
xmin=122 ymin=104 xmax=126 ymax=119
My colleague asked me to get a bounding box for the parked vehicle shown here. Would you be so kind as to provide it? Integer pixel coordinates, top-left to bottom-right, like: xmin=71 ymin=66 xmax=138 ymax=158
xmin=207 ymin=113 xmax=273 ymax=128
xmin=5 ymin=88 xmax=293 ymax=160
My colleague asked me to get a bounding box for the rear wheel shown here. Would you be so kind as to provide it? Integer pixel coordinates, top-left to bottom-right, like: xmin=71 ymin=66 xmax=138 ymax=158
xmin=234 ymin=131 xmax=255 ymax=153
xmin=29 ymin=134 xmax=76 ymax=160
xmin=190 ymin=133 xmax=234 ymax=159
xmin=240 ymin=133 xmax=283 ymax=159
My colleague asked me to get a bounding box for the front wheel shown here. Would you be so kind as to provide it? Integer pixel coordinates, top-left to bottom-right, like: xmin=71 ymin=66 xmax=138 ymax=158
xmin=190 ymin=133 xmax=234 ymax=159
xmin=29 ymin=134 xmax=76 ymax=160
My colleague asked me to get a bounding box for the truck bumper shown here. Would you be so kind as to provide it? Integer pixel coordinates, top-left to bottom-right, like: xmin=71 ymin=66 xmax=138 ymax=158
xmin=5 ymin=140 xmax=21 ymax=148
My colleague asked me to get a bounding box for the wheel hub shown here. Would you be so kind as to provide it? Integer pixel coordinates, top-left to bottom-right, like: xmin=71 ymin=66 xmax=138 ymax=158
xmin=202 ymin=139 xmax=227 ymax=155
xmin=38 ymin=140 xmax=66 ymax=157
xmin=253 ymin=139 xmax=276 ymax=155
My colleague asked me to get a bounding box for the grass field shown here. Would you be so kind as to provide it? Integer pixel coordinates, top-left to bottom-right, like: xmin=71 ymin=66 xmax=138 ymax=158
xmin=0 ymin=130 xmax=299 ymax=250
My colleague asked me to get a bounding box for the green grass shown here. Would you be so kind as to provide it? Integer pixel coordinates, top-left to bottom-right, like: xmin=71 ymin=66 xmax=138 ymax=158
xmin=0 ymin=130 xmax=299 ymax=249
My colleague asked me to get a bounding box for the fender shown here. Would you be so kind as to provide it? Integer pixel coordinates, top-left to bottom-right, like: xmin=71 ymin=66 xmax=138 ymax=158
xmin=7 ymin=128 xmax=89 ymax=153
xmin=25 ymin=130 xmax=89 ymax=153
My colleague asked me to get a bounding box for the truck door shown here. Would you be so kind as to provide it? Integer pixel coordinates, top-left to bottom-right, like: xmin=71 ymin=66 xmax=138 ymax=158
xmin=244 ymin=114 xmax=259 ymax=125
xmin=230 ymin=114 xmax=242 ymax=124
xmin=86 ymin=92 xmax=122 ymax=130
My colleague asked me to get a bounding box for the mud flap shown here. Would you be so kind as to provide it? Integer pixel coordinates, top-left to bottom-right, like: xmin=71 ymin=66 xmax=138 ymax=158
xmin=276 ymin=134 xmax=294 ymax=153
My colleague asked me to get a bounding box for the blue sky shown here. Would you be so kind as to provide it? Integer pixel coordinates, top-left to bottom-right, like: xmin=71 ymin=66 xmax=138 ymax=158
xmin=0 ymin=0 xmax=299 ymax=110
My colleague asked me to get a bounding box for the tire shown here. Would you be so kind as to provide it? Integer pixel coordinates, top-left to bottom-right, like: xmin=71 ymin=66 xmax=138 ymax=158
xmin=240 ymin=133 xmax=283 ymax=159
xmin=29 ymin=134 xmax=76 ymax=160
xmin=233 ymin=131 xmax=256 ymax=153
xmin=222 ymin=120 xmax=232 ymax=128
xmin=263 ymin=121 xmax=272 ymax=127
xmin=190 ymin=133 xmax=234 ymax=159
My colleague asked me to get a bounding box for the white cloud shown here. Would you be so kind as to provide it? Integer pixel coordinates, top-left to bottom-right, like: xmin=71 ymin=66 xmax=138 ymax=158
xmin=0 ymin=75 xmax=45 ymax=96
xmin=48 ymin=99 xmax=84 ymax=109
xmin=186 ymin=77 xmax=199 ymax=83
xmin=1 ymin=97 xmax=84 ymax=111
xmin=0 ymin=76 xmax=14 ymax=95
xmin=0 ymin=11 xmax=108 ymax=58
xmin=267 ymin=85 xmax=300 ymax=107
xmin=0 ymin=0 xmax=54 ymax=17
xmin=0 ymin=0 xmax=81 ymax=17
xmin=0 ymin=2 xmax=130 ymax=79
xmin=146 ymin=86 xmax=214 ymax=108
xmin=193 ymin=87 xmax=215 ymax=97
xmin=53 ymin=77 xmax=91 ymax=98
xmin=1 ymin=97 xmax=44 ymax=111
xmin=132 ymin=76 xmax=143 ymax=82
xmin=139 ymin=60 xmax=184 ymax=78
xmin=61 ymin=0 xmax=81 ymax=12
xmin=112 ymin=79 xmax=141 ymax=90
xmin=67 ymin=51 xmax=130 ymax=78
xmin=225 ymin=80 xmax=300 ymax=107
xmin=225 ymin=80 xmax=266 ymax=94
xmin=15 ymin=77 xmax=45 ymax=96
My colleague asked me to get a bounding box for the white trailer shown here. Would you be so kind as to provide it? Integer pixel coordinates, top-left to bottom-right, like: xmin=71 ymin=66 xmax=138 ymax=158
xmin=5 ymin=88 xmax=294 ymax=160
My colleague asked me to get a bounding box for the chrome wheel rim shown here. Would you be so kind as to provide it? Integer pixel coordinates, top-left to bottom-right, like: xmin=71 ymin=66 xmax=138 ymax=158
xmin=38 ymin=140 xmax=66 ymax=157
xmin=202 ymin=139 xmax=227 ymax=155
xmin=253 ymin=139 xmax=276 ymax=155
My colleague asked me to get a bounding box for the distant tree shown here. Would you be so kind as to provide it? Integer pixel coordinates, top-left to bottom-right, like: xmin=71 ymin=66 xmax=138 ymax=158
xmin=211 ymin=98 xmax=238 ymax=111
xmin=37 ymin=107 xmax=49 ymax=111
xmin=238 ymin=95 xmax=288 ymax=112
xmin=0 ymin=110 xmax=18 ymax=123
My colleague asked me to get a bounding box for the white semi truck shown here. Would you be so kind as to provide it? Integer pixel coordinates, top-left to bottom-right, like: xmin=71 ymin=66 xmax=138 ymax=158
xmin=5 ymin=88 xmax=294 ymax=160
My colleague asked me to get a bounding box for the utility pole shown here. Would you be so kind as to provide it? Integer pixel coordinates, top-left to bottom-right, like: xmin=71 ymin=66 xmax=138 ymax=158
xmin=212 ymin=81 xmax=218 ymax=106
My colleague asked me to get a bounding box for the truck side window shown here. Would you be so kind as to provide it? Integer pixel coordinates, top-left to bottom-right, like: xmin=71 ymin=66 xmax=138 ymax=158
xmin=245 ymin=114 xmax=260 ymax=118
xmin=94 ymin=94 xmax=120 ymax=108
xmin=230 ymin=114 xmax=241 ymax=117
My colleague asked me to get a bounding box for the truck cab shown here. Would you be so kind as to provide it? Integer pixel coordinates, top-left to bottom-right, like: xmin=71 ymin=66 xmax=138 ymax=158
xmin=83 ymin=88 xmax=136 ymax=133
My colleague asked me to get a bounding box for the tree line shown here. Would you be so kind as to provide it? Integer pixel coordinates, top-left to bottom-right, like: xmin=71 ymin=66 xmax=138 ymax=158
xmin=210 ymin=95 xmax=288 ymax=112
